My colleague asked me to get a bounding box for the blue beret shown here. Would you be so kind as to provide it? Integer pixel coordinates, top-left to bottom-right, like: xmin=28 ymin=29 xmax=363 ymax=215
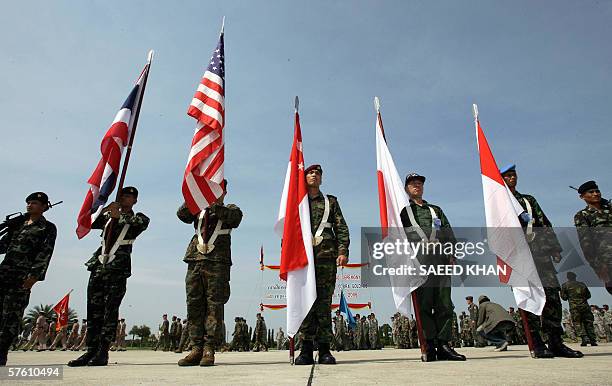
xmin=499 ymin=164 xmax=516 ymax=175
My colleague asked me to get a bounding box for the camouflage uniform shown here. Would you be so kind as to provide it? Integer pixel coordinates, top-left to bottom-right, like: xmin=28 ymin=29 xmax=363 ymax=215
xmin=400 ymin=200 xmax=456 ymax=344
xmin=510 ymin=310 xmax=526 ymax=345
xmin=177 ymin=202 xmax=242 ymax=352
xmin=253 ymin=315 xmax=267 ymax=351
xmin=353 ymin=315 xmax=362 ymax=349
xmin=85 ymin=210 xmax=149 ymax=352
xmin=177 ymin=320 xmax=189 ymax=352
xmin=368 ymin=315 xmax=379 ymax=349
xmin=561 ymin=309 xmax=577 ymax=341
xmin=574 ymin=199 xmax=612 ymax=285
xmin=170 ymin=317 xmax=178 ymax=351
xmin=450 ymin=312 xmax=460 ymax=348
xmin=333 ymin=314 xmax=346 ymax=351
xmin=155 ymin=318 xmax=169 ymax=351
xmin=560 ymin=279 xmax=596 ymax=342
xmin=468 ymin=303 xmax=484 ymax=347
xmin=592 ymin=308 xmax=606 ymax=342
xmin=513 ymin=190 xmax=565 ymax=343
xmin=0 ymin=215 xmax=56 ymax=354
xmin=298 ymin=192 xmax=349 ymax=346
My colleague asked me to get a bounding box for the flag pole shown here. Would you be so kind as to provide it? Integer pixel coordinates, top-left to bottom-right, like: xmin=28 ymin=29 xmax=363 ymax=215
xmin=473 ymin=104 xmax=536 ymax=358
xmin=102 ymin=51 xmax=154 ymax=264
xmin=287 ymin=95 xmax=300 ymax=366
xmin=375 ymin=97 xmax=427 ymax=361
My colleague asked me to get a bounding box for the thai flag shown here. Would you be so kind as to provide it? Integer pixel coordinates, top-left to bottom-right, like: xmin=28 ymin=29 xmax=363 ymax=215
xmin=76 ymin=66 xmax=148 ymax=239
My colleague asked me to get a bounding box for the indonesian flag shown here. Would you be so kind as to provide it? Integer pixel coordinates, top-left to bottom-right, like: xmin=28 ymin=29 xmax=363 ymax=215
xmin=374 ymin=98 xmax=426 ymax=316
xmin=52 ymin=291 xmax=71 ymax=331
xmin=474 ymin=104 xmax=545 ymax=315
xmin=274 ymin=104 xmax=317 ymax=338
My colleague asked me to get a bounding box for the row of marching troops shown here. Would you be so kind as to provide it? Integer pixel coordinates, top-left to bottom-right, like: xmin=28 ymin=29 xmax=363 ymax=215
xmin=0 ymin=163 xmax=610 ymax=367
xmin=10 ymin=316 xmax=128 ymax=352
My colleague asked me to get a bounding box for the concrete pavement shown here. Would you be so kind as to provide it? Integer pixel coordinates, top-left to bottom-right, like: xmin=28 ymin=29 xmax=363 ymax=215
xmin=3 ymin=343 xmax=611 ymax=385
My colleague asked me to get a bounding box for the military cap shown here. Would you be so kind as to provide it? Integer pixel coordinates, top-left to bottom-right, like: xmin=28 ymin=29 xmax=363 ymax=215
xmin=305 ymin=164 xmax=322 ymax=175
xmin=405 ymin=173 xmax=426 ymax=185
xmin=578 ymin=180 xmax=598 ymax=195
xmin=567 ymin=271 xmax=577 ymax=280
xmin=465 ymin=296 xmax=473 ymax=301
xmin=478 ymin=295 xmax=489 ymax=304
xmin=120 ymin=186 xmax=138 ymax=198
xmin=335 ymin=310 xmax=341 ymax=314
xmin=26 ymin=192 xmax=49 ymax=204
xmin=499 ymin=164 xmax=516 ymax=175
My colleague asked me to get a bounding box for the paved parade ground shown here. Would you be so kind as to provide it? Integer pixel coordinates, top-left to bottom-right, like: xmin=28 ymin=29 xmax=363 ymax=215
xmin=2 ymin=343 xmax=611 ymax=385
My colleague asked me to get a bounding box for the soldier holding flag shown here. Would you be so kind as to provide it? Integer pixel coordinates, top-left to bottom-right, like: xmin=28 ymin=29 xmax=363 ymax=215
xmin=176 ymin=180 xmax=243 ymax=367
xmin=500 ymin=164 xmax=582 ymax=358
xmin=293 ymin=164 xmax=350 ymax=365
xmin=400 ymin=173 xmax=466 ymax=362
xmin=68 ymin=187 xmax=149 ymax=367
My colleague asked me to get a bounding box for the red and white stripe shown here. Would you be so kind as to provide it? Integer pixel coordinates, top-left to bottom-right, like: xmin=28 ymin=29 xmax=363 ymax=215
xmin=182 ymin=49 xmax=225 ymax=214
xmin=474 ymin=104 xmax=545 ymax=315
xmin=274 ymin=110 xmax=317 ymax=338
xmin=375 ymin=98 xmax=425 ymax=315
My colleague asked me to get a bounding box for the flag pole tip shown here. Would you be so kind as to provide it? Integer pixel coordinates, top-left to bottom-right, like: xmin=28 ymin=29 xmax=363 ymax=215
xmin=374 ymin=97 xmax=380 ymax=112
xmin=472 ymin=103 xmax=479 ymax=119
xmin=294 ymin=96 xmax=299 ymax=112
xmin=221 ymin=16 xmax=225 ymax=34
xmin=147 ymin=50 xmax=155 ymax=62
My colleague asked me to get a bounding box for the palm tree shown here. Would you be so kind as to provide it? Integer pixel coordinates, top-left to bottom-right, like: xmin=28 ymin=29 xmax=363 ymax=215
xmin=24 ymin=304 xmax=78 ymax=325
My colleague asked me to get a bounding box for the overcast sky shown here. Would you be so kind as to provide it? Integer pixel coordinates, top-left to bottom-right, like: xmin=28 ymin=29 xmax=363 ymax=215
xmin=1 ymin=0 xmax=610 ymax=335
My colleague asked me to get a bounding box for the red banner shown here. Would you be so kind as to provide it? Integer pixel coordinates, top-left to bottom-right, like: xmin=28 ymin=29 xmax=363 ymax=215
xmin=52 ymin=292 xmax=71 ymax=331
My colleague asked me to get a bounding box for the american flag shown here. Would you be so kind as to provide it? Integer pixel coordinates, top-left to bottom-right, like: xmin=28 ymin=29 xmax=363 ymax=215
xmin=182 ymin=30 xmax=226 ymax=214
xmin=76 ymin=65 xmax=149 ymax=239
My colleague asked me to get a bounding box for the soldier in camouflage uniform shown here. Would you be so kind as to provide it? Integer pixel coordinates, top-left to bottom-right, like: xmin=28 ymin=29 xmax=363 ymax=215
xmin=369 ymin=313 xmax=379 ymax=349
xmin=170 ymin=315 xmax=178 ymax=351
xmin=253 ymin=313 xmax=267 ymax=352
xmin=561 ymin=309 xmax=577 ymax=342
xmin=353 ymin=314 xmax=362 ymax=350
xmin=176 ymin=319 xmax=189 ymax=353
xmin=154 ymin=314 xmax=169 ymax=351
xmin=177 ymin=180 xmax=242 ymax=366
xmin=69 ymin=187 xmax=149 ymax=367
xmin=603 ymin=305 xmax=612 ymax=342
xmin=501 ymin=165 xmax=582 ymax=358
xmin=400 ymin=173 xmax=465 ymax=361
xmin=466 ymin=296 xmax=485 ymax=347
xmin=508 ymin=307 xmax=527 ymax=345
xmin=409 ymin=315 xmax=419 ymax=349
xmin=294 ymin=165 xmax=349 ymax=366
xmin=450 ymin=311 xmax=460 ymax=348
xmin=333 ymin=310 xmax=346 ymax=351
xmin=560 ymin=271 xmax=596 ymax=346
xmin=459 ymin=312 xmax=474 ymax=347
xmin=573 ymin=180 xmax=612 ymax=293
xmin=0 ymin=192 xmax=57 ymax=366
xmin=591 ymin=306 xmax=606 ymax=342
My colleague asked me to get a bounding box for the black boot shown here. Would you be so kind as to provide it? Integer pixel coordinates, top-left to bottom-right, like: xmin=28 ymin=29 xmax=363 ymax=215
xmin=548 ymin=335 xmax=583 ymax=358
xmin=436 ymin=342 xmax=466 ymax=361
xmin=294 ymin=340 xmax=314 ymax=365
xmin=580 ymin=336 xmax=588 ymax=347
xmin=0 ymin=341 xmax=9 ymax=366
xmin=589 ymin=338 xmax=598 ymax=347
xmin=88 ymin=342 xmax=110 ymax=366
xmin=531 ymin=332 xmax=554 ymax=359
xmin=317 ymin=343 xmax=336 ymax=365
xmin=422 ymin=340 xmax=436 ymax=362
xmin=67 ymin=348 xmax=97 ymax=367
